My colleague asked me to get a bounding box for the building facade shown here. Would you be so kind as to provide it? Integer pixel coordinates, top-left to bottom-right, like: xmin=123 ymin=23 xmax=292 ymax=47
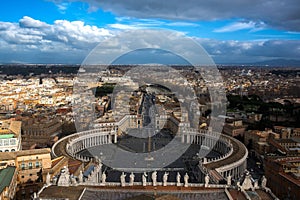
xmin=0 ymin=148 xmax=51 ymax=184
xmin=0 ymin=120 xmax=22 ymax=152
xmin=264 ymin=156 xmax=300 ymax=200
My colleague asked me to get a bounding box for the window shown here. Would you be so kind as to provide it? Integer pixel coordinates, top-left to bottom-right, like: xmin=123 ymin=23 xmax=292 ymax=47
xmin=29 ymin=162 xmax=32 ymax=169
xmin=11 ymin=149 xmax=15 ymax=152
xmin=35 ymin=162 xmax=40 ymax=168
xmin=29 ymin=174 xmax=32 ymax=176
xmin=10 ymin=139 xmax=16 ymax=146
xmin=21 ymin=176 xmax=24 ymax=178
xmin=3 ymin=140 xmax=9 ymax=146
xmin=21 ymin=163 xmax=25 ymax=170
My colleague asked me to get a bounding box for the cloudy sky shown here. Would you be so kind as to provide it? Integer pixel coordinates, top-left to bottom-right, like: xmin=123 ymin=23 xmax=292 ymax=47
xmin=0 ymin=0 xmax=299 ymax=64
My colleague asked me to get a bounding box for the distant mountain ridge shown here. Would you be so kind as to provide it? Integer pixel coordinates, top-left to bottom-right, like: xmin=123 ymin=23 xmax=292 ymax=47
xmin=252 ymin=59 xmax=300 ymax=66
xmin=1 ymin=58 xmax=300 ymax=67
xmin=219 ymin=59 xmax=300 ymax=67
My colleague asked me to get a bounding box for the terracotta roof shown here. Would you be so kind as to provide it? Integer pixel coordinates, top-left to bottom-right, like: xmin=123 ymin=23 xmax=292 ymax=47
xmin=39 ymin=185 xmax=85 ymax=200
xmin=156 ymin=195 xmax=181 ymax=200
xmin=228 ymin=188 xmax=247 ymax=200
xmin=255 ymin=189 xmax=274 ymax=200
xmin=51 ymin=156 xmax=65 ymax=168
xmin=9 ymin=121 xmax=22 ymax=137
xmin=279 ymin=172 xmax=300 ymax=186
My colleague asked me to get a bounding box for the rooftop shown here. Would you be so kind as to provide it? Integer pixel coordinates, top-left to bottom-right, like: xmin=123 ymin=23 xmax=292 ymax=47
xmin=39 ymin=186 xmax=229 ymax=200
xmin=0 ymin=120 xmax=22 ymax=137
xmin=0 ymin=148 xmax=51 ymax=161
xmin=0 ymin=166 xmax=16 ymax=194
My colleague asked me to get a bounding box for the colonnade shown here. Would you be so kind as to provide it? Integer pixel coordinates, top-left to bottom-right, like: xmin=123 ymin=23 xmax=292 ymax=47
xmin=181 ymin=128 xmax=248 ymax=181
xmin=57 ymin=125 xmax=247 ymax=182
xmin=216 ymin=151 xmax=248 ymax=180
xmin=65 ymin=128 xmax=118 ymax=160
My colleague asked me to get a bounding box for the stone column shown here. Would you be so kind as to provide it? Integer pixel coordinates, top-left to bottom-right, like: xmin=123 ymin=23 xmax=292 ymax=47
xmin=114 ymin=134 xmax=117 ymax=143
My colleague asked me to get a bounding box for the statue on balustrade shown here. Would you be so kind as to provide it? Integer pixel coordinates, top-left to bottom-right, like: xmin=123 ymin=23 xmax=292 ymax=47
xmin=46 ymin=172 xmax=51 ymax=186
xmin=57 ymin=166 xmax=71 ymax=187
xmin=129 ymin=172 xmax=135 ymax=186
xmin=261 ymin=175 xmax=267 ymax=188
xmin=205 ymin=174 xmax=210 ymax=187
xmin=163 ymin=172 xmax=169 ymax=186
xmin=227 ymin=174 xmax=232 ymax=186
xmin=184 ymin=173 xmax=189 ymax=187
xmin=120 ymin=172 xmax=126 ymax=187
xmin=152 ymin=171 xmax=157 ymax=186
xmin=101 ymin=172 xmax=106 ymax=185
xmin=78 ymin=170 xmax=83 ymax=183
xmin=142 ymin=172 xmax=147 ymax=186
xmin=176 ymin=172 xmax=181 ymax=186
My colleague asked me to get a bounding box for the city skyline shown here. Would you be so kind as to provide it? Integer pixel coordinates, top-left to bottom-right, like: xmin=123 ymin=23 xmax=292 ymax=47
xmin=0 ymin=0 xmax=299 ymax=64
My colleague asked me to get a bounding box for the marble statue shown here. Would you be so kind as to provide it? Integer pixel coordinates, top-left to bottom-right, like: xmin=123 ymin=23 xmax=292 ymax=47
xmin=184 ymin=173 xmax=189 ymax=187
xmin=95 ymin=156 xmax=103 ymax=174
xmin=205 ymin=174 xmax=209 ymax=187
xmin=46 ymin=172 xmax=51 ymax=186
xmin=254 ymin=180 xmax=258 ymax=189
xmin=227 ymin=174 xmax=232 ymax=186
xmin=52 ymin=176 xmax=58 ymax=185
xmin=261 ymin=175 xmax=267 ymax=188
xmin=237 ymin=181 xmax=241 ymax=191
xmin=129 ymin=172 xmax=135 ymax=186
xmin=71 ymin=175 xmax=77 ymax=185
xmin=120 ymin=172 xmax=126 ymax=187
xmin=176 ymin=172 xmax=181 ymax=186
xmin=142 ymin=172 xmax=147 ymax=186
xmin=78 ymin=170 xmax=83 ymax=183
xmin=152 ymin=171 xmax=157 ymax=186
xmin=57 ymin=166 xmax=71 ymax=186
xmin=242 ymin=171 xmax=254 ymax=191
xmin=163 ymin=172 xmax=169 ymax=186
xmin=88 ymin=174 xmax=92 ymax=182
xmin=101 ymin=172 xmax=106 ymax=184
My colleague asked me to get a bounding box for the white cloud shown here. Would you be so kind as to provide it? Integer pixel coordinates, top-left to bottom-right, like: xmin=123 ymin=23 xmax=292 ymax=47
xmin=0 ymin=16 xmax=113 ymax=63
xmin=19 ymin=16 xmax=49 ymax=28
xmin=166 ymin=22 xmax=199 ymax=27
xmin=108 ymin=18 xmax=199 ymax=30
xmin=0 ymin=16 xmax=113 ymax=49
xmin=197 ymin=38 xmax=300 ymax=63
xmin=108 ymin=23 xmax=141 ymax=30
xmin=0 ymin=16 xmax=299 ymax=64
xmin=214 ymin=21 xmax=265 ymax=33
xmin=57 ymin=2 xmax=69 ymax=12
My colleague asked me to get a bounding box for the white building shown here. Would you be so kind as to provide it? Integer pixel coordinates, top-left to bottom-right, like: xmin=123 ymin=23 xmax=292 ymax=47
xmin=0 ymin=120 xmax=22 ymax=152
